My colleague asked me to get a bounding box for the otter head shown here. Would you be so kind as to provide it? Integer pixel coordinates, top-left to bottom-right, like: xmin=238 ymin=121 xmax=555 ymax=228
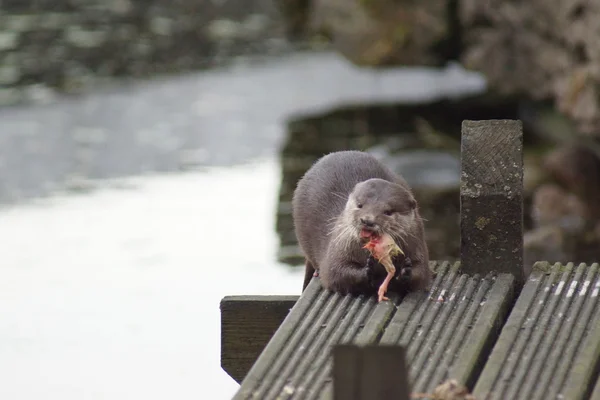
xmin=345 ymin=178 xmax=417 ymax=245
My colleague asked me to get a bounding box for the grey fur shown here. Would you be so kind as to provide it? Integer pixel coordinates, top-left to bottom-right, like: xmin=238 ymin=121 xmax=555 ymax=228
xmin=292 ymin=150 xmax=432 ymax=295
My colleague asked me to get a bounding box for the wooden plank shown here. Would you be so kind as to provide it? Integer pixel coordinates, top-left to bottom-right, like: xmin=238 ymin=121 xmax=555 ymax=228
xmin=220 ymin=295 xmax=299 ymax=383
xmin=333 ymin=345 xmax=410 ymax=400
xmin=590 ymin=376 xmax=600 ymax=400
xmin=378 ymin=261 xmax=516 ymax=394
xmin=302 ymin=295 xmax=397 ymax=400
xmin=473 ymin=262 xmax=600 ymax=400
xmin=460 ymin=119 xmax=524 ymax=286
xmin=232 ymin=277 xmax=398 ymax=400
xmin=448 ymin=272 xmax=515 ymax=389
xmin=233 ymin=278 xmax=327 ymax=400
xmin=332 ymin=345 xmax=361 ymax=400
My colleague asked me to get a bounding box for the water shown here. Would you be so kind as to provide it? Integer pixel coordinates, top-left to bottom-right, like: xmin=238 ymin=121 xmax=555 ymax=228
xmin=0 ymin=51 xmax=487 ymax=399
xmin=0 ymin=51 xmax=486 ymax=204
xmin=0 ymin=158 xmax=305 ymax=400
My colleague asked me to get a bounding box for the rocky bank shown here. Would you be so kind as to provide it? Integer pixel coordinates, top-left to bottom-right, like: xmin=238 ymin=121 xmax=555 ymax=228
xmin=0 ymin=0 xmax=293 ymax=106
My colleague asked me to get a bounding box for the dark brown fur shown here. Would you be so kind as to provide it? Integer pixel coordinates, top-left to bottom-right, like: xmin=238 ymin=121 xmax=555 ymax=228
xmin=292 ymin=150 xmax=432 ymax=296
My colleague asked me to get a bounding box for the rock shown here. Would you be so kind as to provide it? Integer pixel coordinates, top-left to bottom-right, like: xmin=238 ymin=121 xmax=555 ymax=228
xmin=460 ymin=0 xmax=600 ymax=136
xmin=524 ymin=222 xmax=600 ymax=273
xmin=242 ymin=14 xmax=271 ymax=38
xmin=150 ymin=17 xmax=174 ymax=36
xmin=525 ymin=179 xmax=600 ymax=270
xmin=523 ymin=226 xmax=569 ymax=275
xmin=523 ymin=152 xmax=548 ymax=197
xmin=109 ymin=0 xmax=133 ymax=15
xmin=22 ymin=84 xmax=57 ymax=105
xmin=206 ymin=19 xmax=244 ymax=41
xmin=530 ymin=183 xmax=586 ymax=231
xmin=0 ymin=31 xmax=18 ymax=50
xmin=64 ymin=26 xmax=109 ymax=48
xmin=542 ymin=144 xmax=600 ymax=219
xmin=39 ymin=13 xmax=70 ymax=29
xmin=3 ymin=14 xmax=39 ymax=32
xmin=431 ymin=379 xmax=476 ymax=400
xmin=307 ymin=0 xmax=450 ymax=66
xmin=277 ymin=0 xmax=312 ymax=40
xmin=0 ymin=65 xmax=20 ymax=85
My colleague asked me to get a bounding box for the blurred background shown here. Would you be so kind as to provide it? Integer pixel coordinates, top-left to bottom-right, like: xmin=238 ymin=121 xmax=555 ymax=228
xmin=1 ymin=0 xmax=600 ymax=399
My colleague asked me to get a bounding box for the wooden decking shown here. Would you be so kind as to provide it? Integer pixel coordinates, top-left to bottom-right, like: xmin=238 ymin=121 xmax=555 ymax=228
xmin=473 ymin=261 xmax=600 ymax=400
xmin=231 ymin=261 xmax=516 ymax=399
xmin=220 ymin=120 xmax=600 ymax=399
xmin=225 ymin=261 xmax=600 ymax=399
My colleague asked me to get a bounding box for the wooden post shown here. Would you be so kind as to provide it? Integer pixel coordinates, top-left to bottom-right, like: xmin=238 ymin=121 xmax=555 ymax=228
xmin=460 ymin=120 xmax=524 ymax=286
xmin=220 ymin=295 xmax=299 ymax=383
xmin=333 ymin=345 xmax=410 ymax=400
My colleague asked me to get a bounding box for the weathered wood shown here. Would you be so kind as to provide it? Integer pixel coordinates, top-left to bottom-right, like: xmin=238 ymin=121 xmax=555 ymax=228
xmin=232 ymin=277 xmax=399 ymax=400
xmin=220 ymin=295 xmax=299 ymax=383
xmin=332 ymin=344 xmax=361 ymax=400
xmin=591 ymin=375 xmax=600 ymax=400
xmin=473 ymin=262 xmax=600 ymax=400
xmin=333 ymin=345 xmax=410 ymax=400
xmin=229 ymin=261 xmax=517 ymax=400
xmin=378 ymin=261 xmax=516 ymax=394
xmin=460 ymin=119 xmax=524 ymax=286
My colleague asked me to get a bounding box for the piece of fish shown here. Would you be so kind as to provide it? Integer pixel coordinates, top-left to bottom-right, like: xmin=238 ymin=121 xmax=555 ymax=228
xmin=363 ymin=232 xmax=404 ymax=302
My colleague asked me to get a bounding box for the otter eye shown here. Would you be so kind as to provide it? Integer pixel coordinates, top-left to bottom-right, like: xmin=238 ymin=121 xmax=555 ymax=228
xmin=357 ymin=203 xmax=363 ymax=209
xmin=384 ymin=210 xmax=394 ymax=216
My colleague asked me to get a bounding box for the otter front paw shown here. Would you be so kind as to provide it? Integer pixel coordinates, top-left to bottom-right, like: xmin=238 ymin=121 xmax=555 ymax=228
xmin=395 ymin=256 xmax=412 ymax=284
xmin=366 ymin=255 xmax=381 ymax=289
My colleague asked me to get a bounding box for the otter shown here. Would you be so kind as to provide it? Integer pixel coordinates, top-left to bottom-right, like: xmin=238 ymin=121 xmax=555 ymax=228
xmin=292 ymin=150 xmax=432 ymax=297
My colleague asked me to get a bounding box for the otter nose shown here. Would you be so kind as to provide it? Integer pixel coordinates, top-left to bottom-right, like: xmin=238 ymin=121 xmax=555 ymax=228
xmin=360 ymin=218 xmax=376 ymax=228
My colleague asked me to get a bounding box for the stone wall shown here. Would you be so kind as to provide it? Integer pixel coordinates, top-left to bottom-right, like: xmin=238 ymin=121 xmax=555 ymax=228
xmin=0 ymin=0 xmax=292 ymax=106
